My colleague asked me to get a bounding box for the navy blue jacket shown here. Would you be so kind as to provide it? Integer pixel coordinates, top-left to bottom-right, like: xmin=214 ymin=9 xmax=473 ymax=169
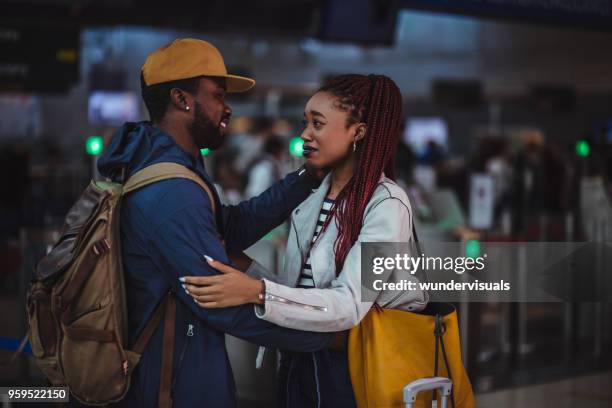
xmin=97 ymin=122 xmax=332 ymax=407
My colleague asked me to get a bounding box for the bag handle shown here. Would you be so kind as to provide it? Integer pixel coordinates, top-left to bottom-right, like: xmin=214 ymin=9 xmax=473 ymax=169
xmin=433 ymin=314 xmax=456 ymax=408
xmin=412 ymin=223 xmax=422 ymax=253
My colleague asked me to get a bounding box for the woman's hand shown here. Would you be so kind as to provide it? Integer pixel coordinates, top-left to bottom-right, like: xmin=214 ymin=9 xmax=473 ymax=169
xmin=180 ymin=257 xmax=264 ymax=308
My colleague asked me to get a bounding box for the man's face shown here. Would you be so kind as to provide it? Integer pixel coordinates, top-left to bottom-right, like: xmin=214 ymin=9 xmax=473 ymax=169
xmin=188 ymin=77 xmax=232 ymax=150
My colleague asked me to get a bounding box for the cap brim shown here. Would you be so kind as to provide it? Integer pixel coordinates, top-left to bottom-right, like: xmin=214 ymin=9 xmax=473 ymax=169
xmin=225 ymin=74 xmax=256 ymax=93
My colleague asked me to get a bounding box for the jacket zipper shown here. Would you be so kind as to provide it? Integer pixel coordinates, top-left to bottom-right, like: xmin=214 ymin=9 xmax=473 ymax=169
xmin=290 ymin=216 xmax=306 ymax=287
xmin=290 ymin=216 xmax=303 ymax=254
xmin=264 ymin=293 xmax=328 ymax=312
xmin=171 ymin=323 xmax=194 ymax=392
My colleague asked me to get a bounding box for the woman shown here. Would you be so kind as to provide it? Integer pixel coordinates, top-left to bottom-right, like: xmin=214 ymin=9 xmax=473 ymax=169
xmin=182 ymin=74 xmax=428 ymax=407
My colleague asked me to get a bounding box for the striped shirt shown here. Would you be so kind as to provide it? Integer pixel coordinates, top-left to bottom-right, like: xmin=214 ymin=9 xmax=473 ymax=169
xmin=297 ymin=197 xmax=335 ymax=288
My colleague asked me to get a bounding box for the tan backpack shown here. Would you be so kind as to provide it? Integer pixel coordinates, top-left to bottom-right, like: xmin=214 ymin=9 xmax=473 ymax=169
xmin=26 ymin=162 xmax=216 ymax=407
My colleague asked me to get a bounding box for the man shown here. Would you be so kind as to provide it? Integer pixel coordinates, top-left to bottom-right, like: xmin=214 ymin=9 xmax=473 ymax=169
xmin=97 ymin=39 xmax=332 ymax=407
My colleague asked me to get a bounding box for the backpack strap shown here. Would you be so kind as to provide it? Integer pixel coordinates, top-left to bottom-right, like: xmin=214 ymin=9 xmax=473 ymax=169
xmin=122 ymin=162 xmax=217 ymax=216
xmin=158 ymin=294 xmax=176 ymax=408
xmin=132 ymin=293 xmax=171 ymax=355
xmin=131 ymin=291 xmax=176 ymax=408
xmin=123 ymin=162 xmax=214 ymax=408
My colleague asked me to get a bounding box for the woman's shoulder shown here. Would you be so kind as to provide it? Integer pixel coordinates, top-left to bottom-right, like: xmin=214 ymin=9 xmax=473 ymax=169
xmin=372 ymin=175 xmax=411 ymax=203
xmin=365 ymin=176 xmax=412 ymax=217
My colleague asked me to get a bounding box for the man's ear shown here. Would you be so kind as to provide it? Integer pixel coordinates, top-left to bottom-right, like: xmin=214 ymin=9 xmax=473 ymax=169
xmin=170 ymin=88 xmax=192 ymax=112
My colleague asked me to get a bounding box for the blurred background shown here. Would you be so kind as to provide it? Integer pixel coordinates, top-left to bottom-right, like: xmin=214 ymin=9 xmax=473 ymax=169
xmin=1 ymin=1 xmax=612 ymax=407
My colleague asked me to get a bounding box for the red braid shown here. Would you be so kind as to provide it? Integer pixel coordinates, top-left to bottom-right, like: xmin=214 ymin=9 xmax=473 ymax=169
xmin=318 ymin=74 xmax=403 ymax=276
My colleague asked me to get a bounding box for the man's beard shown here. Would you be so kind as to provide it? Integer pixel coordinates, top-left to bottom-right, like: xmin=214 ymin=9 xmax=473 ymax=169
xmin=189 ymin=101 xmax=224 ymax=150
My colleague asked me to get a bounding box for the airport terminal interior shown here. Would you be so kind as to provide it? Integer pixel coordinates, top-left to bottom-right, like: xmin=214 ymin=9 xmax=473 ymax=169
xmin=1 ymin=1 xmax=612 ymax=407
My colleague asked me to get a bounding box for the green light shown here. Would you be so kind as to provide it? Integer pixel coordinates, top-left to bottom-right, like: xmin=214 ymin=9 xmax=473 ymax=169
xmin=200 ymin=148 xmax=210 ymax=156
xmin=86 ymin=136 xmax=103 ymax=156
xmin=576 ymin=140 xmax=590 ymax=157
xmin=465 ymin=239 xmax=481 ymax=259
xmin=289 ymin=137 xmax=304 ymax=157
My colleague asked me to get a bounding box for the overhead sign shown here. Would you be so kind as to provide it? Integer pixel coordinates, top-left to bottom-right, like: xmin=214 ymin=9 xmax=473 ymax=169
xmin=319 ymin=0 xmax=399 ymax=45
xmin=402 ymin=0 xmax=612 ymax=29
xmin=0 ymin=26 xmax=80 ymax=93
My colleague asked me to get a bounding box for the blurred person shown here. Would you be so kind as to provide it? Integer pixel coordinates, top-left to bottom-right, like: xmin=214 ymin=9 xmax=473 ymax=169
xmin=95 ymin=38 xmax=333 ymax=408
xmin=487 ymin=156 xmax=512 ymax=231
xmin=510 ymin=130 xmax=568 ymax=238
xmin=394 ymin=139 xmax=417 ymax=186
xmin=232 ymin=116 xmax=276 ymax=173
xmin=244 ymin=135 xmax=287 ymax=198
xmin=224 ymin=115 xmax=251 ymax=167
xmin=420 ymin=139 xmax=446 ymax=166
xmin=272 ymin=118 xmax=293 ymax=137
xmin=183 ymin=74 xmax=428 ymax=407
xmin=210 ymin=150 xmax=245 ymax=204
xmin=473 ymin=136 xmax=513 ymax=229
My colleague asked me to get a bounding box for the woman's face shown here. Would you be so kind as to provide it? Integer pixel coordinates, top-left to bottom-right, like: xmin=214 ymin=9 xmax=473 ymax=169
xmin=300 ymin=91 xmax=362 ymax=169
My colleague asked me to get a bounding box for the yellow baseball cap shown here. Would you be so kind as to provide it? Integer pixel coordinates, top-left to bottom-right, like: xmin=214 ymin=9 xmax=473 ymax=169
xmin=141 ymin=38 xmax=255 ymax=92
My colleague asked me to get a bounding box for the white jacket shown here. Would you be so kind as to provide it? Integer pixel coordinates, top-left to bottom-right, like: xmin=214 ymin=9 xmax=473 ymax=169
xmin=247 ymin=173 xmax=428 ymax=332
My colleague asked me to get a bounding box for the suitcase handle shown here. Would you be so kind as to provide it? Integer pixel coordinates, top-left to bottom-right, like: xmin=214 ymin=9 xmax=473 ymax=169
xmin=403 ymin=377 xmax=452 ymax=408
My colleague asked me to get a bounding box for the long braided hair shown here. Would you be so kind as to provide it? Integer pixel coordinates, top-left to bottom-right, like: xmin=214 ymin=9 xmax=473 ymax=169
xmin=318 ymin=74 xmax=403 ymax=276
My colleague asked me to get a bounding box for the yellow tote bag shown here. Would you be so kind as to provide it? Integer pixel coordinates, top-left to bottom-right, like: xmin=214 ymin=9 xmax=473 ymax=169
xmin=348 ymin=303 xmax=475 ymax=408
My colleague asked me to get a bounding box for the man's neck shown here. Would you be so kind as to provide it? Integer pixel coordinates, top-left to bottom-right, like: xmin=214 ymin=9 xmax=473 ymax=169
xmin=156 ymin=119 xmax=199 ymax=158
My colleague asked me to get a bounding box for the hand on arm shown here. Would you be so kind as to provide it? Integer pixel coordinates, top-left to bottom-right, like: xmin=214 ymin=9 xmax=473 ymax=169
xmin=181 ymin=257 xmax=265 ymax=308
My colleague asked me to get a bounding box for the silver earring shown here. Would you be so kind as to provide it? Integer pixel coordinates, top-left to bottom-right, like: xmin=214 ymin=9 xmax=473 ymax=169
xmin=185 ymin=106 xmax=190 ymax=111
xmin=353 ymin=140 xmax=357 ymax=152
